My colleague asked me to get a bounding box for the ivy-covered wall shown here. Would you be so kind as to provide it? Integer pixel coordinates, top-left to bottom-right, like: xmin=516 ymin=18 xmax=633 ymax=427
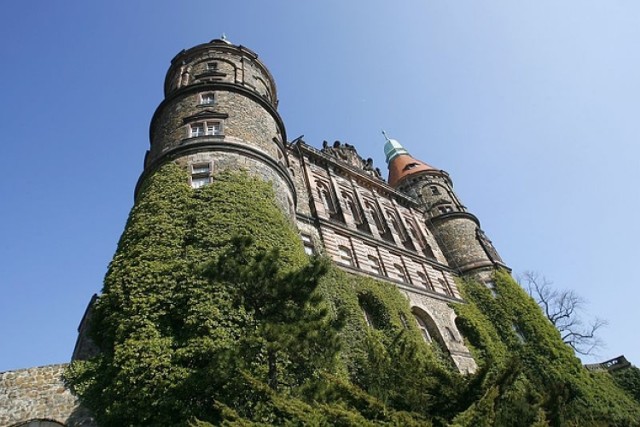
xmin=65 ymin=163 xmax=640 ymax=426
xmin=452 ymin=271 xmax=640 ymax=426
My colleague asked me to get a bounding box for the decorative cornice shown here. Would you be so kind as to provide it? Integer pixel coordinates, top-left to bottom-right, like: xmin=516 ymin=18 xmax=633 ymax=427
xmin=294 ymin=142 xmax=420 ymax=209
xmin=429 ymin=210 xmax=481 ymax=227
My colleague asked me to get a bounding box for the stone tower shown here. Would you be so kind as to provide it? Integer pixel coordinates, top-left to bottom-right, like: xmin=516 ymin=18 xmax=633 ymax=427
xmin=384 ymin=136 xmax=508 ymax=281
xmin=143 ymin=37 xmax=296 ymax=218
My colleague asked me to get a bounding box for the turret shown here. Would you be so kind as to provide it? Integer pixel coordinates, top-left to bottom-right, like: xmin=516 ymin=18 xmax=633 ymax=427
xmin=139 ymin=37 xmax=296 ymax=218
xmin=384 ymin=135 xmax=507 ymax=279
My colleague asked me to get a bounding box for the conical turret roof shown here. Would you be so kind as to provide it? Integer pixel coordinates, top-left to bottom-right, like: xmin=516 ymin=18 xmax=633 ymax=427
xmin=383 ymin=134 xmax=437 ymax=187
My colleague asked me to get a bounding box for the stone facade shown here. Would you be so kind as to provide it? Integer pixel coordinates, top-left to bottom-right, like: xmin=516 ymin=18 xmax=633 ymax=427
xmin=289 ymin=141 xmax=477 ymax=371
xmin=0 ymin=365 xmax=94 ymax=427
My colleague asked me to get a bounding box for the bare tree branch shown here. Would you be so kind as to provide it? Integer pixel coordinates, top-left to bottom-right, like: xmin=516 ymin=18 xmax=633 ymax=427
xmin=520 ymin=271 xmax=607 ymax=356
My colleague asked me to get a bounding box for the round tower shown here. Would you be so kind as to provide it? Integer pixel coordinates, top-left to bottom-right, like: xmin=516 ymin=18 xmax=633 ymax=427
xmin=384 ymin=136 xmax=507 ymax=279
xmin=139 ymin=37 xmax=296 ymax=218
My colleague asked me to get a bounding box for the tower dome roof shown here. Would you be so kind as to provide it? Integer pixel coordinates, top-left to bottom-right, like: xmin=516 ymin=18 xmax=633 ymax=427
xmin=382 ymin=133 xmax=437 ymax=187
xmin=384 ymin=138 xmax=409 ymax=164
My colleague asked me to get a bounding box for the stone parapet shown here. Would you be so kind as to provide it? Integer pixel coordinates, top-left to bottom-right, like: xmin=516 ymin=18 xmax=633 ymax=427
xmin=0 ymin=364 xmax=95 ymax=427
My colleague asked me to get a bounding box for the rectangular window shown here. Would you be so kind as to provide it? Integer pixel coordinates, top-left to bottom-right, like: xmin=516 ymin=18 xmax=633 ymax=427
xmin=417 ymin=271 xmax=432 ymax=291
xmin=301 ymin=234 xmax=315 ymax=255
xmin=206 ymin=122 xmax=220 ymax=135
xmin=192 ymin=163 xmax=211 ymax=174
xmin=190 ymin=123 xmax=205 ymax=137
xmin=338 ymin=245 xmax=353 ymax=266
xmin=394 ymin=263 xmax=408 ymax=282
xmin=190 ymin=162 xmax=212 ymax=189
xmin=191 ymin=176 xmax=211 ymax=189
xmin=485 ymin=280 xmax=497 ymax=297
xmin=189 ymin=121 xmax=222 ymax=138
xmin=200 ymin=93 xmax=215 ymax=105
xmin=368 ymin=255 xmax=382 ymax=275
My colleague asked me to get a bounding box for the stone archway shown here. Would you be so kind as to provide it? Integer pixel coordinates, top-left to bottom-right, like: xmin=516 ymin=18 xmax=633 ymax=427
xmin=12 ymin=420 xmax=66 ymax=427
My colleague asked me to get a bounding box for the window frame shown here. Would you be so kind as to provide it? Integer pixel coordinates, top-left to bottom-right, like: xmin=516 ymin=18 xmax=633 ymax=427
xmin=189 ymin=161 xmax=213 ymax=189
xmin=394 ymin=263 xmax=409 ymax=282
xmin=301 ymin=234 xmax=315 ymax=255
xmin=189 ymin=120 xmax=223 ymax=138
xmin=338 ymin=245 xmax=354 ymax=266
xmin=368 ymin=254 xmax=383 ymax=275
xmin=200 ymin=92 xmax=215 ymax=105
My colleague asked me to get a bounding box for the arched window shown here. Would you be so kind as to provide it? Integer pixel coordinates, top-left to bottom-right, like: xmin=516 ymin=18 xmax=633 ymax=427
xmin=423 ymin=243 xmax=436 ymax=259
xmin=342 ymin=192 xmax=362 ymax=224
xmin=362 ymin=307 xmax=375 ymax=328
xmin=407 ymin=220 xmax=425 ymax=247
xmin=387 ymin=211 xmax=407 ymax=242
xmin=412 ymin=308 xmax=443 ymax=345
xmin=365 ymin=201 xmax=384 ymax=233
xmin=316 ymin=181 xmax=336 ymax=213
xmin=414 ymin=314 xmax=432 ymax=342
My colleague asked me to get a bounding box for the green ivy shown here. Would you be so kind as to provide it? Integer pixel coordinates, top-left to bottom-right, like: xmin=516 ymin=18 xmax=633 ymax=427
xmin=452 ymin=270 xmax=640 ymax=426
xmin=65 ymin=163 xmax=640 ymax=426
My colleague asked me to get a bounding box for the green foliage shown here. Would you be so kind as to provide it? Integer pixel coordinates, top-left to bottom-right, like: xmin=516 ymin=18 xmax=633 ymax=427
xmin=452 ymin=270 xmax=640 ymax=426
xmin=66 ymin=163 xmax=640 ymax=426
xmin=611 ymin=366 xmax=640 ymax=404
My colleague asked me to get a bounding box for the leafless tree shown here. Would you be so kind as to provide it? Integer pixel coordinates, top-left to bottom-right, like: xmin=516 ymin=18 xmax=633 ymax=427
xmin=521 ymin=271 xmax=607 ymax=356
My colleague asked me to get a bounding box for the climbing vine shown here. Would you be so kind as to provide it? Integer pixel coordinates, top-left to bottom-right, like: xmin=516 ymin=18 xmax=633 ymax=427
xmin=65 ymin=163 xmax=640 ymax=426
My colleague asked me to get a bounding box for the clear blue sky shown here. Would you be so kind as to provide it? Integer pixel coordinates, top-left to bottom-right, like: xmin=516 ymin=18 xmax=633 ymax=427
xmin=1 ymin=1 xmax=638 ymax=372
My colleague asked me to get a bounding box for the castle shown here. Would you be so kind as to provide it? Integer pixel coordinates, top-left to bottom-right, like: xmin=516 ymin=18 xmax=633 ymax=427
xmin=1 ymin=38 xmax=510 ymax=426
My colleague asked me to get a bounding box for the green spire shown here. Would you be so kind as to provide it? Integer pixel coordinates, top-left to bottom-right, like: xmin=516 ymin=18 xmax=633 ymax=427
xmin=382 ymin=131 xmax=409 ymax=164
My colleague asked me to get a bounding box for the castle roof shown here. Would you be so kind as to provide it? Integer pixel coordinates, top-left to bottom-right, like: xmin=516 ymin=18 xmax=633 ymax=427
xmin=383 ymin=135 xmax=437 ymax=187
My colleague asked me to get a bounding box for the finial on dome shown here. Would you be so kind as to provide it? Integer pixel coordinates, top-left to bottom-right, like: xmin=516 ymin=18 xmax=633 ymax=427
xmin=382 ymin=131 xmax=409 ymax=164
xmin=211 ymin=33 xmax=232 ymax=45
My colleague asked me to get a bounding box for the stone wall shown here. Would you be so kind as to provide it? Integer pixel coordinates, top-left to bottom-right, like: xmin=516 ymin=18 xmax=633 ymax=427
xmin=0 ymin=365 xmax=95 ymax=427
xmin=431 ymin=214 xmax=494 ymax=273
xmin=175 ymin=150 xmax=296 ymax=221
xmin=149 ymin=90 xmax=285 ymax=168
xmin=403 ymin=290 xmax=478 ymax=374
